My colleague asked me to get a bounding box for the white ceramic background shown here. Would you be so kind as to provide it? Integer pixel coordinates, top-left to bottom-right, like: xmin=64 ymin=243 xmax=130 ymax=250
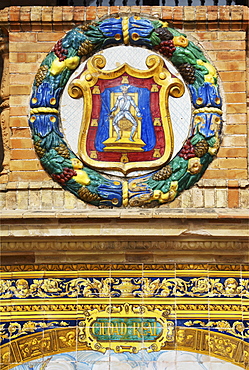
xmin=12 ymin=350 xmax=242 ymax=370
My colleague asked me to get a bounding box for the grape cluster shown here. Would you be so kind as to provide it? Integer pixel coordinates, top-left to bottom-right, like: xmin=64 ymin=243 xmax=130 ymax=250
xmin=78 ymin=186 xmax=101 ymax=202
xmin=179 ymin=139 xmax=196 ymax=160
xmin=52 ymin=168 xmax=77 ymax=185
xmin=194 ymin=140 xmax=209 ymax=157
xmin=35 ymin=65 xmax=48 ymax=87
xmin=155 ymin=40 xmax=176 ymax=58
xmin=178 ymin=63 xmax=196 ymax=85
xmin=78 ymin=40 xmax=94 ymax=56
xmin=52 ymin=39 xmax=68 ymax=62
xmin=54 ymin=143 xmax=70 ymax=159
xmin=34 ymin=140 xmax=46 ymax=158
xmin=152 ymin=165 xmax=172 ymax=181
xmin=155 ymin=28 xmax=173 ymax=41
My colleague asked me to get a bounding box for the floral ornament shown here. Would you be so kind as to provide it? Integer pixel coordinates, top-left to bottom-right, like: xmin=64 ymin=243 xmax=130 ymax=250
xmin=184 ymin=320 xmax=249 ymax=340
xmin=0 ymin=321 xmax=69 ymax=344
xmin=29 ymin=16 xmax=222 ymax=208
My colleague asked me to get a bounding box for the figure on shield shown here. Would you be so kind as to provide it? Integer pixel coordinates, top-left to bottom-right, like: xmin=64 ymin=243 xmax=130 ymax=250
xmin=110 ymin=85 xmax=142 ymax=142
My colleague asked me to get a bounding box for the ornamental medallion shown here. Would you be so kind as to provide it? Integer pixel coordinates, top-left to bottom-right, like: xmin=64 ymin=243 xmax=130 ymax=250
xmin=30 ymin=16 xmax=223 ymax=207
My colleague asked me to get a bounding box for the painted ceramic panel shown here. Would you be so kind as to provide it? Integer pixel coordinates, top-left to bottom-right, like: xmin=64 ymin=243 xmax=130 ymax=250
xmin=29 ymin=16 xmax=223 ymax=207
xmin=1 ymin=264 xmax=248 ymax=369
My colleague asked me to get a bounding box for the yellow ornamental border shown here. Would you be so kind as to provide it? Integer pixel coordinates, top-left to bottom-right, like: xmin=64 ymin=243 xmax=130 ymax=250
xmin=1 ymin=326 xmax=247 ymax=369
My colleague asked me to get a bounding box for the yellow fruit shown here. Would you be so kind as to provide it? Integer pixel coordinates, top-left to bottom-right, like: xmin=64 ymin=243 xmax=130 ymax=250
xmin=50 ymin=58 xmax=66 ymax=76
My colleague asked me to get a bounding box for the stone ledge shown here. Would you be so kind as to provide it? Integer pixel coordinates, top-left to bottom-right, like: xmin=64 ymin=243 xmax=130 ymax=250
xmin=0 ymin=208 xmax=248 ymax=220
xmin=1 ymin=179 xmax=248 ymax=191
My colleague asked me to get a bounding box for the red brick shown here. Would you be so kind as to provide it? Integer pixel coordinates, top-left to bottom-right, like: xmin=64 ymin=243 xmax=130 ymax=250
xmin=173 ymin=6 xmax=184 ymax=22
xmin=224 ymin=124 xmax=247 ymax=135
xmin=230 ymin=5 xmax=243 ymax=30
xmin=222 ymin=135 xmax=247 ymax=147
xmin=9 ymin=6 xmax=20 ymax=22
xmin=10 ymin=159 xmax=43 ymax=171
xmin=19 ymin=6 xmax=31 ymax=22
xmin=53 ymin=7 xmax=63 ymax=22
xmin=197 ymin=32 xmax=217 ymax=40
xmin=203 ymin=169 xmax=247 ymax=180
xmin=216 ymin=51 xmax=245 ymax=61
xmin=242 ymin=6 xmax=249 ymax=30
xmin=217 ymin=31 xmax=246 ymax=40
xmin=218 ymin=148 xmax=247 ymax=157
xmin=225 ymin=92 xmax=247 ymax=104
xmin=42 ymin=6 xmax=53 ymax=23
xmin=219 ymin=7 xmax=230 ymax=30
xmin=27 ymin=54 xmax=39 ymax=63
xmin=9 ymin=85 xmax=32 ymax=95
xmin=184 ymin=7 xmax=196 ymax=30
xmin=9 ymin=171 xmax=50 ymax=182
xmin=0 ymin=7 xmax=9 ymax=22
xmin=222 ymin=81 xmax=246 ymax=93
xmin=42 ymin=24 xmax=53 ymax=32
xmin=228 ymin=180 xmax=239 ymax=187
xmin=162 ymin=7 xmax=173 ymax=22
xmin=62 ymin=6 xmax=74 ymax=22
xmin=219 ymin=71 xmax=246 ymax=82
xmin=10 ymin=63 xmax=38 ymax=74
xmin=9 ymin=24 xmax=22 ymax=32
xmin=109 ymin=6 xmax=119 ymax=16
xmin=10 ymin=96 xmax=30 ymax=106
xmin=9 ymin=33 xmax=37 ymax=43
xmin=130 ymin=6 xmax=141 ymax=16
xmin=215 ymin=60 xmax=246 ymax=71
xmin=196 ymin=6 xmax=207 ymax=22
xmin=151 ymin=6 xmax=162 ymax=18
xmin=20 ymin=24 xmax=32 ymax=33
xmin=31 ymin=6 xmax=42 ymax=22
xmin=9 ymin=42 xmax=54 ymax=53
xmin=11 ymin=138 xmax=33 ymax=149
xmin=10 ymin=74 xmax=34 ymax=86
xmin=11 ymin=150 xmax=37 ymax=160
xmin=212 ymin=158 xmax=248 ymax=169
xmin=37 ymin=32 xmax=64 ymax=42
xmin=96 ymin=6 xmax=110 ymax=19
xmin=0 ymin=174 xmax=9 ymax=184
xmin=11 ymin=128 xmax=31 ymax=138
xmin=201 ymin=40 xmax=245 ymax=50
xmin=228 ymin=188 xmax=239 ymax=208
xmin=10 ymin=117 xmax=29 ymax=128
xmin=207 ymin=6 xmax=219 ymax=30
xmin=86 ymin=7 xmax=97 ymax=21
xmin=226 ymin=104 xmax=247 ymax=114
xmin=10 ymin=106 xmax=29 ymax=116
xmin=226 ymin=114 xmax=247 ymax=124
xmin=74 ymin=7 xmax=86 ymax=22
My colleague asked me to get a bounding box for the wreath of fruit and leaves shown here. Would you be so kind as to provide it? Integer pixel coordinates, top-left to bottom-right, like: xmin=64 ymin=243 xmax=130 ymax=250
xmin=29 ymin=16 xmax=222 ymax=208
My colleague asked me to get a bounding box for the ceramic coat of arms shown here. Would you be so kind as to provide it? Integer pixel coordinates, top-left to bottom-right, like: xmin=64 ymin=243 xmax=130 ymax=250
xmin=30 ymin=16 xmax=222 ymax=207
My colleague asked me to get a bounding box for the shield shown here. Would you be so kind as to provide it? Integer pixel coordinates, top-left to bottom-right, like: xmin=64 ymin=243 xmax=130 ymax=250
xmin=68 ymin=54 xmax=185 ymax=175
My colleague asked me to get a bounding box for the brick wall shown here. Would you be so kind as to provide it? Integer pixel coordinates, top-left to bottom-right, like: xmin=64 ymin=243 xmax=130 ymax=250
xmin=0 ymin=6 xmax=248 ymax=211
